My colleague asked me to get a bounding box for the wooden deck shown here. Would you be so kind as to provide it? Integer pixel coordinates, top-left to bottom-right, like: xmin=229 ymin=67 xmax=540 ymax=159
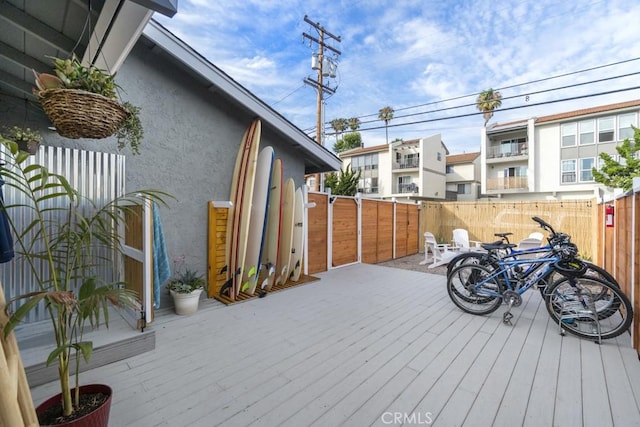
xmin=29 ymin=264 xmax=640 ymax=426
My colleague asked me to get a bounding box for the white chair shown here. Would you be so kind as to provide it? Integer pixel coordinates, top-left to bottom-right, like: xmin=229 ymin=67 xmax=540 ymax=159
xmin=420 ymin=232 xmax=457 ymax=267
xmin=528 ymin=232 xmax=544 ymax=241
xmin=517 ymin=237 xmax=544 ymax=259
xmin=452 ymin=229 xmax=483 ymax=252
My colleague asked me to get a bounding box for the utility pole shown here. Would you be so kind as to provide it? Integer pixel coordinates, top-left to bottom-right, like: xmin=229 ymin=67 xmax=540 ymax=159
xmin=303 ymin=15 xmax=341 ymax=191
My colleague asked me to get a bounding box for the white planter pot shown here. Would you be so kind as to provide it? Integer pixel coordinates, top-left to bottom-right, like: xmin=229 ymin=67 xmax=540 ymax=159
xmin=170 ymin=288 xmax=203 ymax=315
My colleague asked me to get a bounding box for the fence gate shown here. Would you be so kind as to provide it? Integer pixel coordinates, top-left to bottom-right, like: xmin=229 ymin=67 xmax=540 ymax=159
xmin=331 ymin=196 xmax=359 ymax=268
xmin=307 ymin=192 xmax=420 ymax=272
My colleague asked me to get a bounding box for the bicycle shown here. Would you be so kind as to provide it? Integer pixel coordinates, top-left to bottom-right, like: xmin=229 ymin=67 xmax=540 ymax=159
xmin=446 ymin=218 xmax=620 ymax=295
xmin=446 ymin=218 xmax=632 ymax=342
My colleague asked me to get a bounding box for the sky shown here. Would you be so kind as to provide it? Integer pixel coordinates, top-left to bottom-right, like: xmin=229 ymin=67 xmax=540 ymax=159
xmin=155 ymin=0 xmax=640 ymax=155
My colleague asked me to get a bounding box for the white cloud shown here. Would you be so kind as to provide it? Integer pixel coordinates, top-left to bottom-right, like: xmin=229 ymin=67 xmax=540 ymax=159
xmin=158 ymin=0 xmax=640 ymax=154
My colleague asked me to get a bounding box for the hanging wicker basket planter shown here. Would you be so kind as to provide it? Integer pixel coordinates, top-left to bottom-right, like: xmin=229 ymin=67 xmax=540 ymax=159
xmin=38 ymin=88 xmax=129 ymax=140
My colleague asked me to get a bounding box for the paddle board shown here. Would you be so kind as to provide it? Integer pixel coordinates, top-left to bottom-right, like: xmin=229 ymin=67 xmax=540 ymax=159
xmin=242 ymin=146 xmax=274 ymax=295
xmin=289 ymin=187 xmax=305 ymax=282
xmin=222 ymin=119 xmax=261 ymax=300
xmin=261 ymin=158 xmax=282 ymax=291
xmin=276 ymin=178 xmax=295 ymax=285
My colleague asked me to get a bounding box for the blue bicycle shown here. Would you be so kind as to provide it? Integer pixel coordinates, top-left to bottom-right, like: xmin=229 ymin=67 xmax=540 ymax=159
xmin=446 ymin=217 xmax=632 ymax=341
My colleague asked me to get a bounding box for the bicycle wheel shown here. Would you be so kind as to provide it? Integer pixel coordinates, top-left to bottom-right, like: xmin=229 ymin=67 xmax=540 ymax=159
xmin=544 ymin=276 xmax=632 ymax=340
xmin=542 ymin=261 xmax=619 ymax=295
xmin=447 ymin=264 xmax=504 ymax=315
xmin=446 ymin=252 xmax=496 ymax=277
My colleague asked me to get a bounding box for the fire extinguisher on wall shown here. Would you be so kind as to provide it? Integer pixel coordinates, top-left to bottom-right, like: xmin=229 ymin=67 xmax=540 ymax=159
xmin=605 ymin=205 xmax=615 ymax=228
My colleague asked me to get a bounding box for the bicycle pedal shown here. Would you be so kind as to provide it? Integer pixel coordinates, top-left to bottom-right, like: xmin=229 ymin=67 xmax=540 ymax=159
xmin=502 ymin=312 xmax=513 ymax=325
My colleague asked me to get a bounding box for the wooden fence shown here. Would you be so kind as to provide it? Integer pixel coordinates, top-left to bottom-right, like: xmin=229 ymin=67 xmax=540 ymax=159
xmin=307 ymin=193 xmax=419 ymax=274
xmin=420 ymin=199 xmax=597 ymax=259
xmin=597 ymin=189 xmax=639 ymax=355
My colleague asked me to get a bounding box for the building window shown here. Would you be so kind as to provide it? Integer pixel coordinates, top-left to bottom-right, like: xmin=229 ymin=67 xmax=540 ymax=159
xmin=561 ymin=159 xmax=577 ymax=183
xmin=457 ymin=183 xmax=470 ymax=194
xmin=437 ymin=152 xmax=442 ymax=161
xmin=598 ymin=116 xmax=614 ymax=143
xmin=619 ymin=112 xmax=637 ymax=141
xmin=398 ymin=175 xmax=413 ymax=193
xmin=579 ymin=119 xmax=594 ymax=145
xmin=446 ymin=165 xmax=454 ymax=174
xmin=580 ymin=158 xmax=595 ymax=182
xmin=561 ymin=123 xmax=576 ymax=147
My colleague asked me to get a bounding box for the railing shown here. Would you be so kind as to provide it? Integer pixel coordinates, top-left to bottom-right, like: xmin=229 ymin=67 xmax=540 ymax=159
xmin=487 ymin=144 xmax=528 ymax=159
xmin=486 ymin=176 xmax=528 ymax=191
xmin=358 ymin=187 xmax=379 ymax=194
xmin=397 ymin=183 xmax=419 ymax=193
xmin=393 ymin=158 xmax=420 ymax=169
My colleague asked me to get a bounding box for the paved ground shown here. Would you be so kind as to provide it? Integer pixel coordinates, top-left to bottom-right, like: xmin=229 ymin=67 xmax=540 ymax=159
xmin=375 ymin=253 xmax=448 ymax=276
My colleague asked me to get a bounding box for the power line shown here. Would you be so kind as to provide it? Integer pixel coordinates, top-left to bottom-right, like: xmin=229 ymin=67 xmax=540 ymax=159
xmin=333 ymin=86 xmax=640 ymax=134
xmin=329 ymin=56 xmax=640 ymax=123
xmin=349 ymin=71 xmax=640 ymax=127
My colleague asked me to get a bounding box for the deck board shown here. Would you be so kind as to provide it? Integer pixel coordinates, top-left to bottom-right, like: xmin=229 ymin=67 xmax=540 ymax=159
xmin=27 ymin=263 xmax=640 ymax=427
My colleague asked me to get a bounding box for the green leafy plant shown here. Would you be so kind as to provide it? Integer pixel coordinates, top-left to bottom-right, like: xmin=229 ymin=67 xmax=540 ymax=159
xmin=324 ymin=164 xmax=361 ymax=196
xmin=167 ymin=256 xmax=206 ymax=294
xmin=0 ymin=136 xmax=169 ymax=421
xmin=34 ymin=54 xmax=143 ymax=155
xmin=592 ymin=125 xmax=640 ymax=191
xmin=0 ymin=126 xmax=41 ymax=154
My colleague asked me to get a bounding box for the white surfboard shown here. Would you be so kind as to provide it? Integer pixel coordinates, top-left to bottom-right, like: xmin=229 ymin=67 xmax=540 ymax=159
xmin=276 ymin=178 xmax=295 ymax=285
xmin=261 ymin=158 xmax=282 ymax=291
xmin=289 ymin=187 xmax=304 ymax=282
xmin=242 ymin=146 xmax=274 ymax=295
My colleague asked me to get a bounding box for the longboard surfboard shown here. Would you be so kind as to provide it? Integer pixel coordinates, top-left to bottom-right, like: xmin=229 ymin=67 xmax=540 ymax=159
xmin=261 ymin=158 xmax=282 ymax=291
xmin=289 ymin=187 xmax=305 ymax=282
xmin=222 ymin=119 xmax=261 ymax=300
xmin=242 ymin=146 xmax=274 ymax=295
xmin=276 ymin=178 xmax=295 ymax=285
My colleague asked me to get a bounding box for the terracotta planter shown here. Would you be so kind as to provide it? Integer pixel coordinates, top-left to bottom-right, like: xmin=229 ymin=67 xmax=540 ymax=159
xmin=36 ymin=384 xmax=112 ymax=427
xmin=170 ymin=288 xmax=203 ymax=315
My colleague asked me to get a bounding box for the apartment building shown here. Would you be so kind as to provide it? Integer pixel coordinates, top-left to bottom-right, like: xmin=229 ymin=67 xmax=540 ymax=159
xmin=446 ymin=152 xmax=481 ymax=201
xmin=481 ymin=99 xmax=640 ymax=200
xmin=339 ymin=135 xmax=449 ymax=200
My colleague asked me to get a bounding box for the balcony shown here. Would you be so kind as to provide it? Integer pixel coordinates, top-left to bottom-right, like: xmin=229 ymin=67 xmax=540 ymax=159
xmin=486 ymin=176 xmax=528 ymax=191
xmin=396 ymin=183 xmax=419 ymax=194
xmin=486 ymin=144 xmax=528 ymax=160
xmin=392 ymin=158 xmax=420 ymax=170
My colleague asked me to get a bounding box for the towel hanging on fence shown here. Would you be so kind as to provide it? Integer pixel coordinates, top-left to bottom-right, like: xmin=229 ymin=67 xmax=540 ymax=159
xmin=152 ymin=202 xmax=170 ymax=308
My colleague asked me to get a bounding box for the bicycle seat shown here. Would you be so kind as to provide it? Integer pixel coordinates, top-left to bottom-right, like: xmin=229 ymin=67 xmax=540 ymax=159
xmin=481 ymin=242 xmax=516 ymax=251
xmin=494 ymin=232 xmax=513 ymax=238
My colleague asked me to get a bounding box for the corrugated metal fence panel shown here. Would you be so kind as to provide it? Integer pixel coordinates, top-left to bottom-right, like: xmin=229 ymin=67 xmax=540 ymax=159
xmin=1 ymin=145 xmax=125 ymax=323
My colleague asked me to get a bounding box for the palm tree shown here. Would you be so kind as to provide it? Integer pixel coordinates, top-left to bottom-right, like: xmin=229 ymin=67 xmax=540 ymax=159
xmin=347 ymin=117 xmax=361 ymax=132
xmin=378 ymin=106 xmax=394 ymax=144
xmin=330 ymin=118 xmax=348 ymax=144
xmin=476 ymin=88 xmax=502 ymax=126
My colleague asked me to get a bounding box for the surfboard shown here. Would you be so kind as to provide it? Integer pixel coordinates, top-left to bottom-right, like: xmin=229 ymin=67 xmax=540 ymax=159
xmin=261 ymin=158 xmax=282 ymax=291
xmin=276 ymin=178 xmax=295 ymax=285
xmin=242 ymin=146 xmax=274 ymax=295
xmin=289 ymin=187 xmax=305 ymax=282
xmin=221 ymin=119 xmax=261 ymax=300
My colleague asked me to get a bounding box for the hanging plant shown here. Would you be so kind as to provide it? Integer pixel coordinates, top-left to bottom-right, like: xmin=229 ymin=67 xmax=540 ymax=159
xmin=0 ymin=126 xmax=41 ymax=155
xmin=33 ymin=54 xmax=143 ymax=155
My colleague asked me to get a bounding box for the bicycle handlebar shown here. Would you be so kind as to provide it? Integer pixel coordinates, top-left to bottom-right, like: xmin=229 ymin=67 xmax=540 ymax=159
xmin=531 ymin=216 xmax=556 ymax=235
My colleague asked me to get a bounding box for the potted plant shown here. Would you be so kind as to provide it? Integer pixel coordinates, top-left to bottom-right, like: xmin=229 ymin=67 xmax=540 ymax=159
xmin=0 ymin=126 xmax=41 ymax=155
xmin=33 ymin=54 xmax=143 ymax=155
xmin=166 ymin=257 xmax=206 ymax=315
xmin=0 ymin=136 xmax=168 ymax=425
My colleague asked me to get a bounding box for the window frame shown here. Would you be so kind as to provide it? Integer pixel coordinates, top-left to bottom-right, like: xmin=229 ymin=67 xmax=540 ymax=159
xmin=561 ymin=159 xmax=577 ymax=184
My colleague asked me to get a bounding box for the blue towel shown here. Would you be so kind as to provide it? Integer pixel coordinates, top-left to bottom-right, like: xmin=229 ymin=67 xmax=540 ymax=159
xmin=0 ymin=178 xmax=14 ymax=263
xmin=152 ymin=202 xmax=170 ymax=308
